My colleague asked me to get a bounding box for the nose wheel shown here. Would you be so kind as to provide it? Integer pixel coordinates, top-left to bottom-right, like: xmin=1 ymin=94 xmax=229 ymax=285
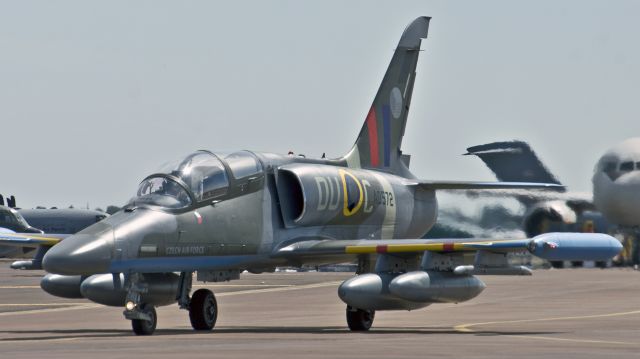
xmin=189 ymin=288 xmax=218 ymax=331
xmin=346 ymin=306 xmax=375 ymax=331
xmin=131 ymin=304 xmax=157 ymax=335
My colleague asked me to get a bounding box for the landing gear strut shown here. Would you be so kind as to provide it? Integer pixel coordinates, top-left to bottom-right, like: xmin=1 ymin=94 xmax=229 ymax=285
xmin=177 ymin=272 xmax=218 ymax=331
xmin=346 ymin=306 xmax=375 ymax=331
xmin=123 ymin=273 xmax=158 ymax=335
xmin=189 ymin=288 xmax=218 ymax=330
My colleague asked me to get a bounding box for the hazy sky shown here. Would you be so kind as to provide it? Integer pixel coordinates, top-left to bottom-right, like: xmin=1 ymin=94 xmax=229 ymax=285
xmin=1 ymin=1 xmax=639 ymax=209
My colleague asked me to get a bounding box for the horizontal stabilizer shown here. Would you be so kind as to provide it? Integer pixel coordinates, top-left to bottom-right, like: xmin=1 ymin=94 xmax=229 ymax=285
xmin=465 ymin=140 xmax=563 ymax=188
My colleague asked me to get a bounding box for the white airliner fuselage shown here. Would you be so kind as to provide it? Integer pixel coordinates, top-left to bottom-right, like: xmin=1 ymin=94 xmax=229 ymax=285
xmin=593 ymin=137 xmax=640 ymax=227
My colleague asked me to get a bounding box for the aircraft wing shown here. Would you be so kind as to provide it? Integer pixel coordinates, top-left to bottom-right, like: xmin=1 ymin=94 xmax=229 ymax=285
xmin=0 ymin=232 xmax=68 ymax=247
xmin=274 ymin=233 xmax=622 ymax=263
xmin=409 ymin=180 xmax=564 ymax=191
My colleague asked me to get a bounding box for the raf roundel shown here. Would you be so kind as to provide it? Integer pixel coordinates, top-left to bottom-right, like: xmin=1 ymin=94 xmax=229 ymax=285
xmin=390 ymin=87 xmax=403 ymax=119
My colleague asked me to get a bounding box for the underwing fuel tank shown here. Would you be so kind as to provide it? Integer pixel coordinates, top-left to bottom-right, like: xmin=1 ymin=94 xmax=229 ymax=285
xmin=40 ymin=273 xmax=182 ymax=306
xmin=338 ymin=271 xmax=485 ymax=311
xmin=40 ymin=274 xmax=84 ymax=299
xmin=81 ymin=273 xmax=180 ymax=307
xmin=528 ymin=233 xmax=623 ymax=261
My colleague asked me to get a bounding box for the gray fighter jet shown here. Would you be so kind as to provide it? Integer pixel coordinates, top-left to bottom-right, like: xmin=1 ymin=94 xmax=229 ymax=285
xmin=0 ymin=17 xmax=622 ymax=335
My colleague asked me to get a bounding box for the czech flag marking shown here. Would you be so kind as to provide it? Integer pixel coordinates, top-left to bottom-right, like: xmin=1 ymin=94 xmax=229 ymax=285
xmin=194 ymin=211 xmax=203 ymax=225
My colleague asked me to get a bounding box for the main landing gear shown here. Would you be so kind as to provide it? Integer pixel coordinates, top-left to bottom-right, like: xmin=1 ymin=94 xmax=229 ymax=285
xmin=123 ymin=272 xmax=219 ymax=335
xmin=346 ymin=306 xmax=375 ymax=331
xmin=189 ymin=288 xmax=218 ymax=330
xmin=178 ymin=272 xmax=218 ymax=331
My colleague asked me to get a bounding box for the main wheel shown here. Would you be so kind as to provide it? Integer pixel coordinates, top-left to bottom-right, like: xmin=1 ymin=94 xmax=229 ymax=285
xmin=131 ymin=304 xmax=157 ymax=336
xmin=189 ymin=288 xmax=218 ymax=331
xmin=346 ymin=306 xmax=375 ymax=331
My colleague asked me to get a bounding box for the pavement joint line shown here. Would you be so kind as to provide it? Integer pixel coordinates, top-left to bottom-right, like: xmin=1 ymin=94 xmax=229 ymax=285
xmin=0 ymin=286 xmax=41 ymax=289
xmin=194 ymin=284 xmax=295 ymax=287
xmin=0 ymin=302 xmax=91 ymax=307
xmin=216 ymin=281 xmax=342 ymax=297
xmin=0 ymin=284 xmax=298 ymax=290
xmin=0 ymin=304 xmax=100 ymax=317
xmin=0 ymin=281 xmax=341 ymax=319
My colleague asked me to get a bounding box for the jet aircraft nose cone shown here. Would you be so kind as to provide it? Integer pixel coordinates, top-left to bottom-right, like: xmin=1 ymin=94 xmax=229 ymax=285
xmin=43 ymin=224 xmax=114 ymax=275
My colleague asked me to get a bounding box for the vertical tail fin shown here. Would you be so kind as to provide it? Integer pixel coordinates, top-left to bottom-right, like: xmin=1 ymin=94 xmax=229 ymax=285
xmin=342 ymin=17 xmax=430 ymax=177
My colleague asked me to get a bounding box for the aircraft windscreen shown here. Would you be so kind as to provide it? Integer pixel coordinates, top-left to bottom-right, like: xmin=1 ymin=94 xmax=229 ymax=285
xmin=11 ymin=209 xmax=31 ymax=228
xmin=132 ymin=177 xmax=192 ymax=209
xmin=158 ymin=151 xmax=229 ymax=202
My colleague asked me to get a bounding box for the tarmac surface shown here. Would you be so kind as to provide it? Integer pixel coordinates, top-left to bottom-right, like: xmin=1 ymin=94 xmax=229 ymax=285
xmin=0 ymin=261 xmax=638 ymax=359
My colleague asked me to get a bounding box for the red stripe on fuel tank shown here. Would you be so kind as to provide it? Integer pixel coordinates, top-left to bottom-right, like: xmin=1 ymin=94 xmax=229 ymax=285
xmin=366 ymin=107 xmax=380 ymax=167
xmin=376 ymin=245 xmax=388 ymax=254
xmin=443 ymin=242 xmax=455 ymax=251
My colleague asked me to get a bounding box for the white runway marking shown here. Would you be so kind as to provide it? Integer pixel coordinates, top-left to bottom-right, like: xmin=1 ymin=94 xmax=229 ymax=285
xmin=0 ymin=281 xmax=341 ymax=318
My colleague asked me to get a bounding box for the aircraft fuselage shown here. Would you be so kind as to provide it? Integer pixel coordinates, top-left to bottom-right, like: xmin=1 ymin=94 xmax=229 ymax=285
xmin=43 ymin=152 xmax=437 ymax=276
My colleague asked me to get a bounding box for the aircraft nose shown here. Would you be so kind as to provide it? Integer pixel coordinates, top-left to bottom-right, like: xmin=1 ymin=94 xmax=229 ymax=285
xmin=43 ymin=225 xmax=114 ymax=275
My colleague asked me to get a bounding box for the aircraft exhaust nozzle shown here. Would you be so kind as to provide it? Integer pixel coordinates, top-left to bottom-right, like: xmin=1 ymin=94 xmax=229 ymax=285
xmin=527 ymin=232 xmax=623 ymax=261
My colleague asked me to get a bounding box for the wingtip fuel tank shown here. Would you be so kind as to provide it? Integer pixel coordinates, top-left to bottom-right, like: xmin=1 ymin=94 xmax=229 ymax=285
xmin=528 ymin=232 xmax=622 ymax=262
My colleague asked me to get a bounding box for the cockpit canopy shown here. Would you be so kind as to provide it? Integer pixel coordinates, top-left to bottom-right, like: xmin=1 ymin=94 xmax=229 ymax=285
xmin=158 ymin=151 xmax=229 ymax=201
xmin=598 ymin=157 xmax=640 ymax=181
xmin=0 ymin=207 xmax=30 ymax=229
xmin=131 ymin=151 xmax=262 ymax=210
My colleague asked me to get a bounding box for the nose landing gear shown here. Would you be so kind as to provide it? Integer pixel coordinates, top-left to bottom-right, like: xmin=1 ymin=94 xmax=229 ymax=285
xmin=130 ymin=304 xmax=157 ymax=335
xmin=122 ymin=272 xmax=220 ymax=335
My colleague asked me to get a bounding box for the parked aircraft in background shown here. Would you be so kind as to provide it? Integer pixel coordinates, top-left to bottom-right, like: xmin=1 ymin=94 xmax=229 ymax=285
xmin=593 ymin=137 xmax=640 ymax=265
xmin=19 ymin=208 xmax=107 ymax=234
xmin=0 ymin=204 xmax=43 ymax=258
xmin=465 ymin=141 xmax=609 ymax=237
xmin=0 ymin=195 xmax=108 ymax=267
xmin=0 ymin=17 xmax=621 ymax=336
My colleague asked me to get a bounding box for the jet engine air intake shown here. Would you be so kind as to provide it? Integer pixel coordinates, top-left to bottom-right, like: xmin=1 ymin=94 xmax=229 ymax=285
xmin=276 ymin=165 xmax=353 ymax=228
xmin=275 ymin=168 xmax=305 ymax=224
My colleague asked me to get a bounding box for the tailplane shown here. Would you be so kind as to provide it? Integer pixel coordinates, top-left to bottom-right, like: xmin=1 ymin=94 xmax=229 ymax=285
xmin=342 ymin=17 xmax=430 ymax=177
xmin=464 ymin=140 xmax=563 ymax=189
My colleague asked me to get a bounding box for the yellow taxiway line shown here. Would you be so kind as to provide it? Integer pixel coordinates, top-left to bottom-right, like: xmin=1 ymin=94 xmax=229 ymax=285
xmin=454 ymin=309 xmax=640 ymax=346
